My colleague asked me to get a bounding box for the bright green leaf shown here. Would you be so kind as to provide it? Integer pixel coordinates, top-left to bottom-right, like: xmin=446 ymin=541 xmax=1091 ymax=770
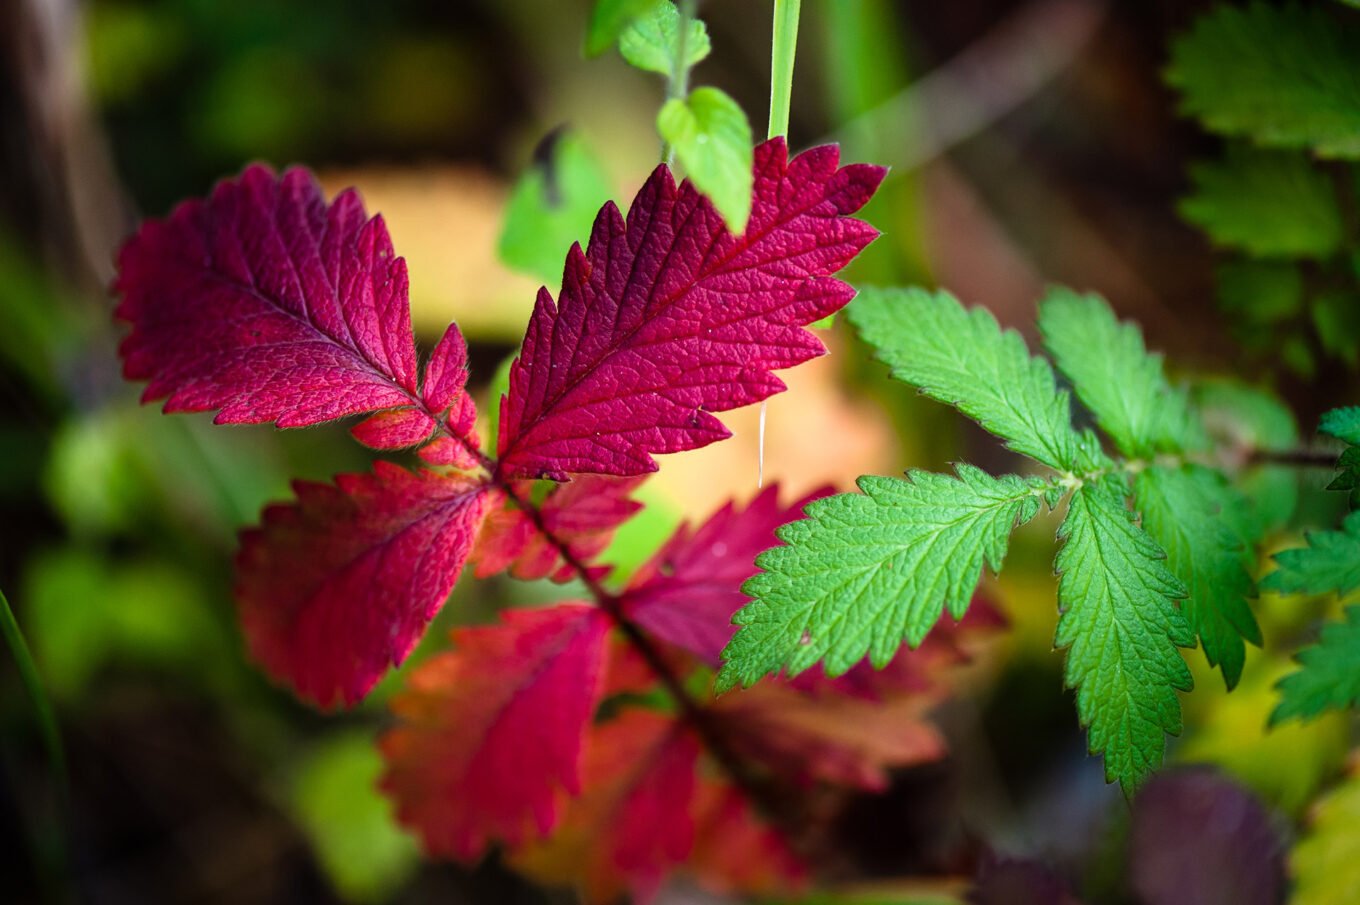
xmin=1262 ymin=510 xmax=1360 ymax=597
xmin=498 ymin=131 xmax=614 ymax=285
xmin=1167 ymin=3 xmax=1360 ymax=158
xmin=1291 ymin=769 xmax=1360 ymax=905
xmin=1039 ymin=288 xmax=1205 ymax=457
xmin=583 ymin=0 xmax=656 ymax=57
xmin=1180 ymin=145 xmax=1343 ymax=258
xmin=718 ymin=466 xmax=1044 ymax=690
xmin=849 ymin=287 xmax=1083 ymax=471
xmin=657 ymin=87 xmax=754 ymax=233
xmin=618 ymin=0 xmax=710 ymax=76
xmin=1054 ymin=476 xmax=1194 ymax=795
xmin=1320 ymin=406 xmax=1360 ymax=445
xmin=1273 ymin=606 xmax=1360 ymax=724
xmin=1135 ymin=466 xmax=1261 ymax=689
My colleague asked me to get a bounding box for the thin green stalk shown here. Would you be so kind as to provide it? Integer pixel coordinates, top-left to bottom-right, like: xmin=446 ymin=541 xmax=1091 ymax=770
xmin=2 ymin=584 xmax=73 ymax=902
xmin=760 ymin=0 xmax=800 ymax=486
xmin=0 ymin=585 xmax=66 ymax=795
xmin=767 ymin=0 xmax=801 ymax=139
xmin=661 ymin=0 xmax=698 ymax=165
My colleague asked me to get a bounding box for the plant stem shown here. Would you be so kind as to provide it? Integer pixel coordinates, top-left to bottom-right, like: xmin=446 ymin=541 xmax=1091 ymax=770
xmin=661 ymin=0 xmax=698 ymax=166
xmin=759 ymin=0 xmax=801 ymax=486
xmin=0 ymin=586 xmax=67 ymax=802
xmin=494 ymin=479 xmax=801 ymax=834
xmin=767 ymin=0 xmax=801 ymax=139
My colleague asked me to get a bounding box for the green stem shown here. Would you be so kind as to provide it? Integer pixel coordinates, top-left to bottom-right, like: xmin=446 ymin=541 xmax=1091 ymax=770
xmin=0 ymin=585 xmax=66 ymax=797
xmin=767 ymin=0 xmax=801 ymax=139
xmin=661 ymin=0 xmax=698 ymax=166
xmin=760 ymin=0 xmax=801 ymax=484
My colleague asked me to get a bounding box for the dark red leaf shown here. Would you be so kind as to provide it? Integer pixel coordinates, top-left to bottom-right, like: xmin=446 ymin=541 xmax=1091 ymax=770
xmin=689 ymin=780 xmax=806 ymax=897
xmin=236 ymin=462 xmax=493 ymax=707
xmin=712 ymin=680 xmax=946 ymax=790
xmin=115 ymin=164 xmax=480 ymax=459
xmin=472 ymin=475 xmax=644 ymax=582
xmin=621 ymin=484 xmax=830 ymax=664
xmin=497 ymin=139 xmax=885 ymax=480
xmin=512 ymin=710 xmax=701 ymax=904
xmin=382 ymin=604 xmax=611 ymax=860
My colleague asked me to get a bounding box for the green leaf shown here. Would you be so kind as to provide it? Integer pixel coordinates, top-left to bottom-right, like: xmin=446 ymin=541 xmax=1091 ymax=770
xmin=1135 ymin=466 xmax=1261 ymax=690
xmin=1179 ymin=145 xmax=1343 ymax=258
xmin=657 ymin=87 xmax=754 ymax=233
xmin=583 ymin=0 xmax=656 ymax=57
xmin=618 ymin=0 xmax=710 ymax=76
xmin=1321 ymin=406 xmax=1360 ymax=445
xmin=498 ymin=131 xmax=614 ymax=285
xmin=1311 ymin=290 xmax=1360 ymax=367
xmin=1217 ymin=259 xmax=1304 ymax=327
xmin=1054 ymin=475 xmax=1194 ymax=795
xmin=1272 ymin=606 xmax=1360 ymax=724
xmin=1291 ymin=769 xmax=1360 ymax=905
xmin=289 ymin=732 xmax=419 ymax=902
xmin=1166 ymin=3 xmax=1360 ymax=158
xmin=1262 ymin=510 xmax=1360 ymax=597
xmin=1038 ymin=288 xmax=1205 ymax=457
xmin=717 ymin=466 xmax=1044 ymax=690
xmin=849 ymin=287 xmax=1082 ymax=471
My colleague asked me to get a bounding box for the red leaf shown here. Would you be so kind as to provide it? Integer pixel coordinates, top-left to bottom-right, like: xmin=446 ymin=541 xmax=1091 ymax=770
xmin=513 ymin=710 xmax=701 ymax=904
xmin=688 ymin=780 xmax=806 ymax=897
xmin=472 ymin=475 xmax=644 ymax=582
xmin=621 ymin=484 xmax=830 ymax=665
xmin=497 ymin=139 xmax=885 ymax=480
xmin=115 ymin=165 xmax=479 ymax=458
xmin=382 ymin=604 xmax=611 ymax=860
xmin=712 ymin=681 xmax=946 ymax=791
xmin=236 ymin=462 xmax=493 ymax=707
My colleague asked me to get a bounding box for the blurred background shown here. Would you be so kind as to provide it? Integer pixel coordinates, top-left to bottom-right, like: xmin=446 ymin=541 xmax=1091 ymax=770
xmin=1 ymin=0 xmax=1355 ymax=903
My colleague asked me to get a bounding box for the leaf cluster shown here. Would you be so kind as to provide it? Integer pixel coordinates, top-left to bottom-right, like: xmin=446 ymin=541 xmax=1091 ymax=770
xmin=721 ymin=287 xmax=1266 ymax=795
xmin=112 ymin=114 xmax=894 ymax=899
xmin=1167 ymin=2 xmax=1360 ymax=376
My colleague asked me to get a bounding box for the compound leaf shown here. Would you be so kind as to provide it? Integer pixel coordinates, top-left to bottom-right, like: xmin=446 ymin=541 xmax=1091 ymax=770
xmin=718 ymin=466 xmax=1042 ymax=690
xmin=850 ymin=287 xmax=1081 ymax=470
xmin=1054 ymin=476 xmax=1194 ymax=795
xmin=497 ymin=139 xmax=884 ymax=480
xmin=1135 ymin=465 xmax=1261 ymax=690
xmin=237 ymin=463 xmax=494 ymax=707
xmin=382 ymin=604 xmax=611 ymax=859
xmin=1167 ymin=2 xmax=1360 ymax=158
xmin=1039 ymin=288 xmax=1205 ymax=457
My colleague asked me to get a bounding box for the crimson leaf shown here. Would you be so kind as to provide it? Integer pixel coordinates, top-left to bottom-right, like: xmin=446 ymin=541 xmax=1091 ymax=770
xmin=115 ymin=164 xmax=479 ymax=457
xmin=496 ymin=138 xmax=885 ymax=480
xmin=382 ymin=604 xmax=611 ymax=860
xmin=620 ymin=484 xmax=829 ymax=665
xmin=236 ymin=463 xmax=493 ymax=707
